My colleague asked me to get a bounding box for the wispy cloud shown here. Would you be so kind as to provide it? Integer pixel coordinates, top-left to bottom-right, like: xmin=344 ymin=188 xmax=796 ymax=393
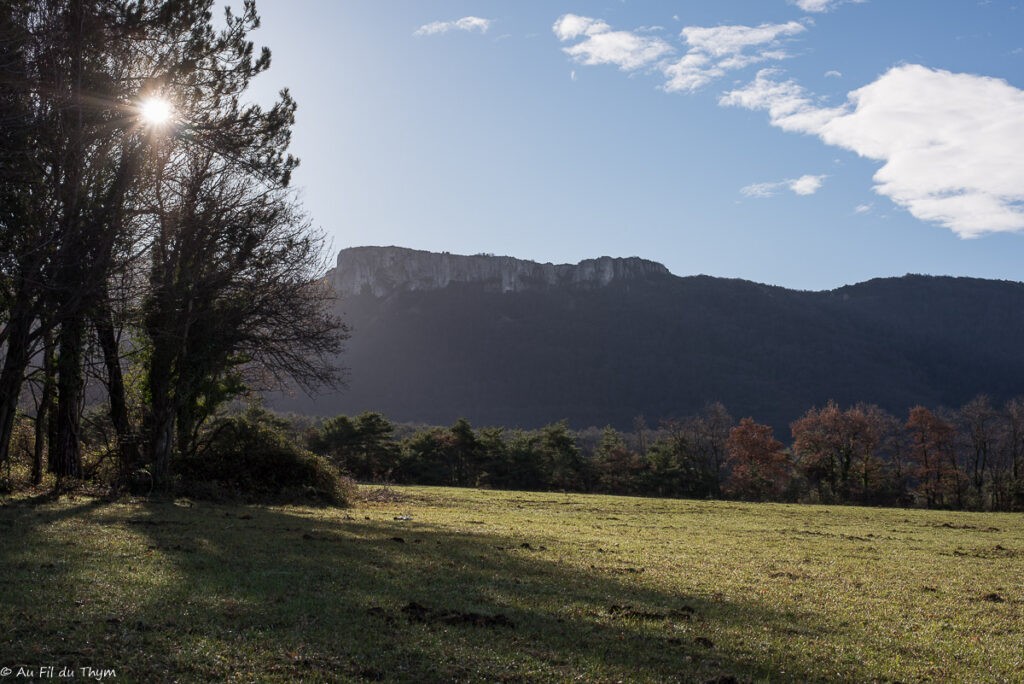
xmin=552 ymin=14 xmax=672 ymax=70
xmin=789 ymin=0 xmax=865 ymax=13
xmin=664 ymin=21 xmax=806 ymax=92
xmin=825 ymin=70 xmax=843 ymax=78
xmin=681 ymin=23 xmax=804 ymax=59
xmin=552 ymin=14 xmax=805 ymax=91
xmin=741 ymin=174 xmax=827 ymax=198
xmin=414 ymin=16 xmax=491 ymax=37
xmin=740 ymin=182 xmax=781 ymax=198
xmin=722 ymin=65 xmax=1024 ymax=237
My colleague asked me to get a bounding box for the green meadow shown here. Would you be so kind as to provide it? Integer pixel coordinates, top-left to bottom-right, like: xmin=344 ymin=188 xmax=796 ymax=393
xmin=1 ymin=487 xmax=1021 ymax=682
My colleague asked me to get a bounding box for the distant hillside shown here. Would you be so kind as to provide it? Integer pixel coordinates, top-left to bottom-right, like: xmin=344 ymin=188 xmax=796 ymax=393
xmin=272 ymin=246 xmax=1024 ymax=433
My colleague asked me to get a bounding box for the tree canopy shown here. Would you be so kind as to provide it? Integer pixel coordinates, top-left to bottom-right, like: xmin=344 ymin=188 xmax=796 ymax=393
xmin=0 ymin=0 xmax=346 ymax=490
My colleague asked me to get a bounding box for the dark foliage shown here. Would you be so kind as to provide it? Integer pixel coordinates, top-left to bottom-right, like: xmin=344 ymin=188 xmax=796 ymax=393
xmin=177 ymin=408 xmax=354 ymax=505
xmin=0 ymin=1 xmax=345 ymax=493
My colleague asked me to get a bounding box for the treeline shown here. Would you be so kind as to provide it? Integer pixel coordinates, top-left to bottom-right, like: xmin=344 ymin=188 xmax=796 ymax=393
xmin=0 ymin=1 xmax=345 ymax=495
xmin=304 ymin=397 xmax=1024 ymax=511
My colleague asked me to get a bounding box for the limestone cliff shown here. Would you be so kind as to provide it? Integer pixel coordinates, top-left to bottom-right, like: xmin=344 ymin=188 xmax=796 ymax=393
xmin=327 ymin=246 xmax=671 ymax=298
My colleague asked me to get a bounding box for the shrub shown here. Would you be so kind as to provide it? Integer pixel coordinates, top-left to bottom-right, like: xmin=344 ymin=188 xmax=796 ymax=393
xmin=0 ymin=415 xmax=35 ymax=492
xmin=177 ymin=410 xmax=356 ymax=505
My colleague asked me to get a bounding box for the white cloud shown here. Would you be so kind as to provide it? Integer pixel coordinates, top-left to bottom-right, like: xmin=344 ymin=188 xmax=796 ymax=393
xmin=790 ymin=174 xmax=826 ymax=195
xmin=662 ymin=53 xmax=715 ymax=91
xmin=456 ymin=17 xmax=491 ymax=33
xmin=741 ymin=182 xmax=782 ymax=198
xmin=825 ymin=70 xmax=842 ymax=78
xmin=680 ymin=22 xmax=805 ymax=58
xmin=553 ymin=15 xmax=805 ymax=92
xmin=792 ymin=0 xmax=835 ymax=10
xmin=790 ymin=0 xmax=864 ymax=12
xmin=553 ymin=14 xmax=609 ymax=41
xmin=664 ymin=21 xmax=806 ymax=92
xmin=414 ymin=16 xmax=491 ymax=37
xmin=719 ymin=68 xmax=844 ymax=133
xmin=741 ymin=174 xmax=826 ymax=198
xmin=854 ymin=203 xmax=873 ymax=214
xmin=553 ymin=14 xmax=672 ymax=71
xmin=722 ymin=65 xmax=1024 ymax=236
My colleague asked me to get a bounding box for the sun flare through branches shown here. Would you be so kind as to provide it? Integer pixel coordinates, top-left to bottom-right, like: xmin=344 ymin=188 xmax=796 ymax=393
xmin=138 ymin=95 xmax=174 ymax=127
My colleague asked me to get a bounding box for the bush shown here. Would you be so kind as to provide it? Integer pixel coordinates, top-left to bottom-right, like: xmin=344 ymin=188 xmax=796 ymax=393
xmin=177 ymin=410 xmax=357 ymax=505
xmin=0 ymin=415 xmax=35 ymax=492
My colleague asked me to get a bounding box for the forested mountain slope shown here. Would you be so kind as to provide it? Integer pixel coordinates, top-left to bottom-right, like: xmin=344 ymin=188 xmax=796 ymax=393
xmin=273 ymin=247 xmax=1024 ymax=432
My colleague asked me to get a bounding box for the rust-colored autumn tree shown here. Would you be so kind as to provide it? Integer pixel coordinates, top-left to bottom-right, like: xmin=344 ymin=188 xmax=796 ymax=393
xmin=791 ymin=401 xmax=890 ymax=503
xmin=723 ymin=418 xmax=791 ymax=501
xmin=861 ymin=404 xmax=911 ymax=504
xmin=906 ymin=407 xmax=960 ymax=508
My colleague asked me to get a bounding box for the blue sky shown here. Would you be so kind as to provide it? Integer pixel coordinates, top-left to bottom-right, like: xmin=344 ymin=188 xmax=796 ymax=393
xmin=245 ymin=1 xmax=1024 ymax=290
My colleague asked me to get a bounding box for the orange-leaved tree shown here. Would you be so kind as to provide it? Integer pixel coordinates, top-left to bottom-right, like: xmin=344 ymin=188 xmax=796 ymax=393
xmin=723 ymin=418 xmax=792 ymax=501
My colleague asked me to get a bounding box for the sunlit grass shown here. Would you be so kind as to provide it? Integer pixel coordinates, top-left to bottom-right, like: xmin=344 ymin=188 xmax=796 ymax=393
xmin=1 ymin=488 xmax=1021 ymax=682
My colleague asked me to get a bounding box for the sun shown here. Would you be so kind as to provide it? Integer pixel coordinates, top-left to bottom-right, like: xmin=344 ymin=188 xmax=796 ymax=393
xmin=139 ymin=96 xmax=174 ymax=126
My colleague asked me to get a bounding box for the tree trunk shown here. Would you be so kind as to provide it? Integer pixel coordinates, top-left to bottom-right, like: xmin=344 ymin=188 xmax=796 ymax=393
xmin=31 ymin=330 xmax=56 ymax=485
xmin=146 ymin=342 xmax=177 ymax=490
xmin=0 ymin=297 xmax=35 ymax=467
xmin=52 ymin=314 xmax=85 ymax=479
xmin=150 ymin=410 xmax=175 ymax=490
xmin=175 ymin=400 xmax=197 ymax=462
xmin=91 ymin=296 xmax=138 ymax=484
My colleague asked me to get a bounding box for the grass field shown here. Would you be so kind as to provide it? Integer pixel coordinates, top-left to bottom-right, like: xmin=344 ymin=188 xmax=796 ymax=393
xmin=1 ymin=487 xmax=1021 ymax=682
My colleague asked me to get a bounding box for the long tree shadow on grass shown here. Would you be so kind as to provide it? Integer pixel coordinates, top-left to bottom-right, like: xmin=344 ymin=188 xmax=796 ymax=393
xmin=1 ymin=498 xmax=841 ymax=683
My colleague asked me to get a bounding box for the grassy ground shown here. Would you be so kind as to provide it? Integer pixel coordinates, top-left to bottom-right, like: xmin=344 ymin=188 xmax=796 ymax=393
xmin=1 ymin=487 xmax=1021 ymax=683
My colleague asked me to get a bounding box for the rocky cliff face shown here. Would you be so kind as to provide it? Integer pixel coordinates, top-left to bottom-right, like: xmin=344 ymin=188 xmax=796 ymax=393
xmin=328 ymin=246 xmax=671 ymax=297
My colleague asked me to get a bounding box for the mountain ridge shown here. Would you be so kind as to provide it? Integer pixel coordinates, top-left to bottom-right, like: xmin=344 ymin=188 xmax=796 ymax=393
xmin=328 ymin=246 xmax=672 ymax=297
xmin=272 ymin=247 xmax=1024 ymax=433
xmin=328 ymin=245 xmax=1022 ymax=297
